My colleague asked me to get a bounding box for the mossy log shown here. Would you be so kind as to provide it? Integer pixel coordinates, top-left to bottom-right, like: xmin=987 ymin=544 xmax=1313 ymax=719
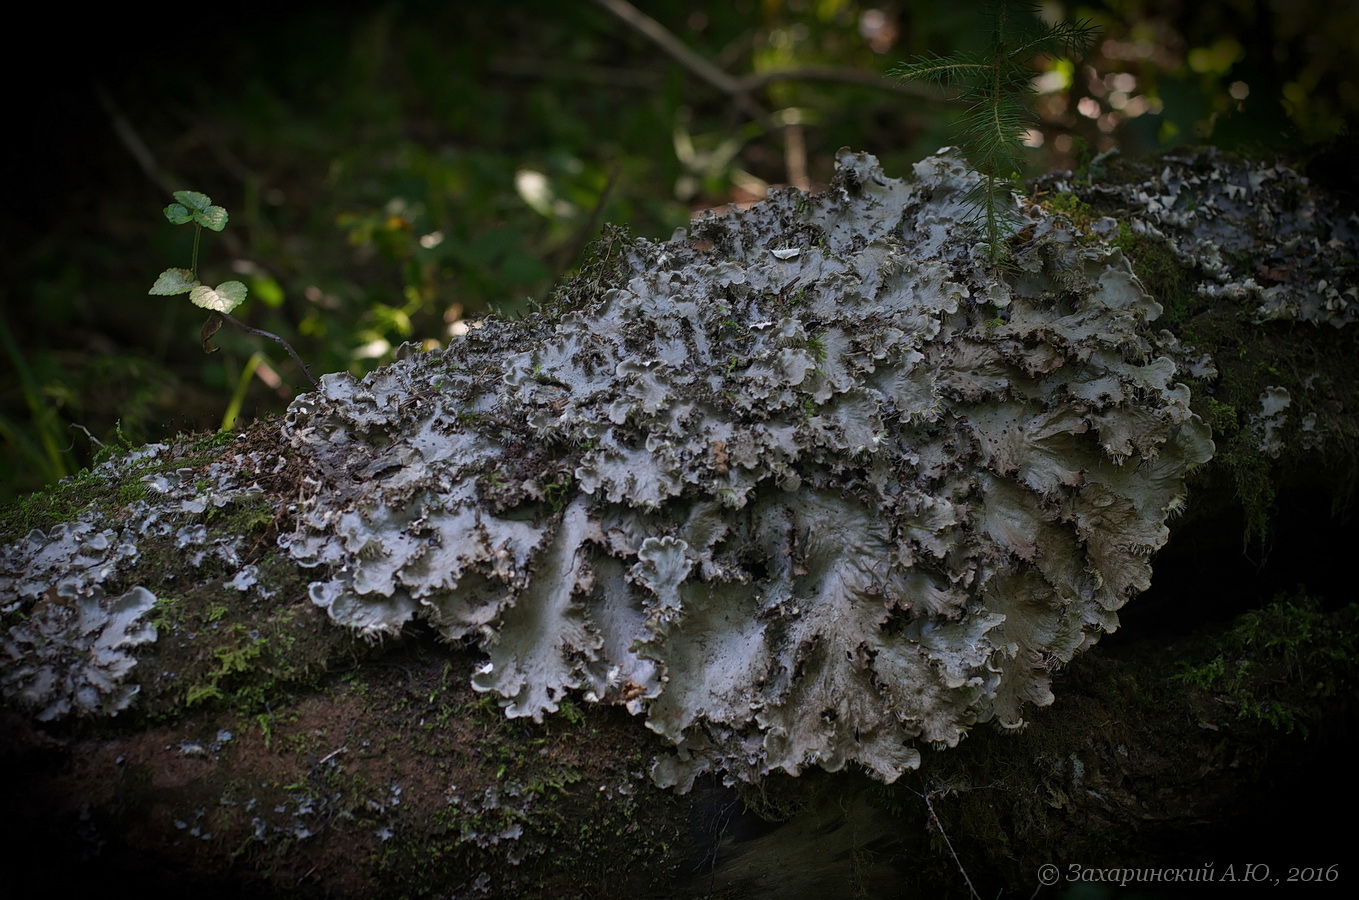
xmin=2 ymin=148 xmax=1357 ymax=899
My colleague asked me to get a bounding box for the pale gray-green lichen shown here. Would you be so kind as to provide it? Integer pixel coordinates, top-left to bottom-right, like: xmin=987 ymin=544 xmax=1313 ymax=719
xmin=0 ymin=493 xmax=155 ymax=720
xmin=0 ymin=441 xmax=288 ymax=719
xmin=1039 ymin=147 xmax=1359 ymax=327
xmin=0 ymin=584 xmax=157 ymax=720
xmin=1249 ymin=386 xmax=1292 ymax=459
xmin=280 ymin=149 xmax=1214 ymax=790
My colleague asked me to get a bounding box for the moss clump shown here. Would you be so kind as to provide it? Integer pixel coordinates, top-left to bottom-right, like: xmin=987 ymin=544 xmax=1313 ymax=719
xmin=1114 ymin=224 xmax=1192 ymax=327
xmin=1042 ymin=190 xmax=1096 ymax=226
xmin=1202 ymin=398 xmax=1240 ymax=439
xmin=1173 ymin=591 xmax=1359 ymax=736
xmin=0 ymin=429 xmax=240 ymax=543
xmin=131 ymin=552 xmax=367 ymax=725
xmin=350 ymin=651 xmax=687 ymax=898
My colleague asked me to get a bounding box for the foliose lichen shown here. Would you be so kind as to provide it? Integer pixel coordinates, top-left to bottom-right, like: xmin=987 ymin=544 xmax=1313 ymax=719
xmin=279 ymin=149 xmax=1213 ymax=789
xmin=0 ymin=441 xmax=290 ymax=720
xmin=1038 ymin=147 xmax=1359 ymax=327
xmin=1 ymin=490 xmax=155 ymax=720
xmin=0 ymin=583 xmax=157 ymax=721
xmin=1248 ymin=386 xmax=1292 ymax=459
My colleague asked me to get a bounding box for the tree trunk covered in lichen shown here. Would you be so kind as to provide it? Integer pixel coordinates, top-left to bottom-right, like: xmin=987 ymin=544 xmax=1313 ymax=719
xmin=2 ymin=148 xmax=1357 ymax=899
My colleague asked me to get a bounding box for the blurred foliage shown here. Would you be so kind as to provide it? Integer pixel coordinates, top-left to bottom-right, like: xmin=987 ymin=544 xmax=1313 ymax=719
xmin=2 ymin=0 xmax=1356 ymax=500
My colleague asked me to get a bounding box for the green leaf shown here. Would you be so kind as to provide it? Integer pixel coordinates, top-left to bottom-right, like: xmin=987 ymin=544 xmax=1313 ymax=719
xmin=167 ymin=191 xmax=229 ymax=230
xmin=173 ymin=190 xmax=213 ymax=211
xmin=164 ymin=203 xmax=194 ymax=225
xmin=250 ymin=274 xmax=286 ymax=308
xmin=149 ymin=268 xmax=199 ymax=296
xmin=197 ymin=204 xmax=229 ymax=231
xmin=189 ymin=281 xmax=248 ymax=314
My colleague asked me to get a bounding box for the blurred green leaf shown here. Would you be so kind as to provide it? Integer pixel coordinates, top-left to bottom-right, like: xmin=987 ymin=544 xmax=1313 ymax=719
xmin=164 ymin=203 xmax=195 ymax=226
xmin=250 ymin=274 xmax=286 ymax=308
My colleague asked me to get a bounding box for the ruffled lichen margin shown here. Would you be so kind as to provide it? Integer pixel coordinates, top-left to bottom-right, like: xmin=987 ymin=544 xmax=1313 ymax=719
xmin=1 ymin=150 xmax=1213 ymax=789
xmin=10 ymin=145 xmax=1359 ymax=898
xmin=268 ymin=148 xmax=1213 ymax=789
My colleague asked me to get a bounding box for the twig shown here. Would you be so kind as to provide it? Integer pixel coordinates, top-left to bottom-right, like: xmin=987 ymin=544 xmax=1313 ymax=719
xmin=591 ymin=0 xmax=767 ymax=120
xmin=735 ymin=65 xmax=939 ymax=99
xmin=318 ymin=746 xmax=348 ymax=765
xmin=486 ymin=58 xmax=665 ymax=89
xmin=488 ymin=57 xmax=939 ymax=103
xmin=922 ymin=786 xmax=982 ymax=900
xmin=784 ymin=122 xmax=810 ymax=192
xmin=94 ymin=84 xmax=180 ymax=199
xmin=547 ymin=161 xmax=621 ymax=297
xmin=219 ymin=312 xmax=321 ymax=392
xmin=64 ymin=423 xmax=105 ymax=454
xmin=696 ymin=795 xmax=740 ymax=892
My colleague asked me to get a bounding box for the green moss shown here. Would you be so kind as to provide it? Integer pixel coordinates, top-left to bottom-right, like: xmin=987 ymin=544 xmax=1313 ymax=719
xmin=137 ymin=578 xmax=364 ymax=725
xmin=1203 ymin=398 xmax=1240 ymax=439
xmin=345 ymin=653 xmax=686 ymax=898
xmin=0 ymin=465 xmax=121 ymax=542
xmin=545 ymin=223 xmax=634 ymax=318
xmin=206 ymin=494 xmax=275 ymax=532
xmin=1043 ymin=190 xmax=1096 ymax=226
xmin=1217 ymin=433 xmax=1276 ymax=548
xmin=0 ymin=429 xmax=238 ymax=542
xmin=85 ymin=429 xmax=373 ymax=729
xmin=1173 ymin=591 xmax=1359 ymax=736
xmin=542 ymin=474 xmax=572 ymax=513
xmin=1114 ymin=224 xmax=1192 ymax=326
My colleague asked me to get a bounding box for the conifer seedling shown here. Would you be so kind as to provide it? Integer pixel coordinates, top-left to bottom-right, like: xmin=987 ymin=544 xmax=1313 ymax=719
xmin=892 ymin=1 xmax=1097 ymax=264
xmin=150 ymin=191 xmax=319 ymax=391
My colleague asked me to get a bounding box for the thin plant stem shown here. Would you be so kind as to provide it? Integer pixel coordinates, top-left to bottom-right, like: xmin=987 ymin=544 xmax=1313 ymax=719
xmin=219 ymin=312 xmax=321 ymax=392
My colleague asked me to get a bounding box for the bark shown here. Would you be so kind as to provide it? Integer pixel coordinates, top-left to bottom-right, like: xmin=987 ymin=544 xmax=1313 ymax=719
xmin=2 ymin=147 xmax=1357 ymax=899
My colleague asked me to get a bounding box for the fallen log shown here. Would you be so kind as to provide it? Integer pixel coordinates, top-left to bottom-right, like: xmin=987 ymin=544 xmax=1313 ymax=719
xmin=3 ymin=147 xmax=1356 ymax=898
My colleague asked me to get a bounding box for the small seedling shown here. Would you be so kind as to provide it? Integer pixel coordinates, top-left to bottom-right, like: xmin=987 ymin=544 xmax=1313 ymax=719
xmin=892 ymin=1 xmax=1097 ymax=264
xmin=150 ymin=191 xmax=319 ymax=391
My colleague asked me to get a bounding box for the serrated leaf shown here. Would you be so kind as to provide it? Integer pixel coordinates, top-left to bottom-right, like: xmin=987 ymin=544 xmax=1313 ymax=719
xmin=166 ymin=191 xmax=228 ymax=230
xmin=196 ymin=205 xmax=229 ymax=231
xmin=164 ymin=203 xmax=193 ymax=225
xmin=173 ymin=190 xmax=213 ymax=211
xmin=189 ymin=280 xmax=247 ymax=313
xmin=149 ymin=267 xmax=198 ymax=295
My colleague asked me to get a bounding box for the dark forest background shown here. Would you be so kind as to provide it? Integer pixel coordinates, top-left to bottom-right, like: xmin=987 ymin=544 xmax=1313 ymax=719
xmin=3 ymin=0 xmax=1356 ymax=500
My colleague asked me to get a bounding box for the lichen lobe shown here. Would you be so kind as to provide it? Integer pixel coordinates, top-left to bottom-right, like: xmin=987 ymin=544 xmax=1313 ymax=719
xmin=281 ymin=148 xmax=1213 ymax=790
